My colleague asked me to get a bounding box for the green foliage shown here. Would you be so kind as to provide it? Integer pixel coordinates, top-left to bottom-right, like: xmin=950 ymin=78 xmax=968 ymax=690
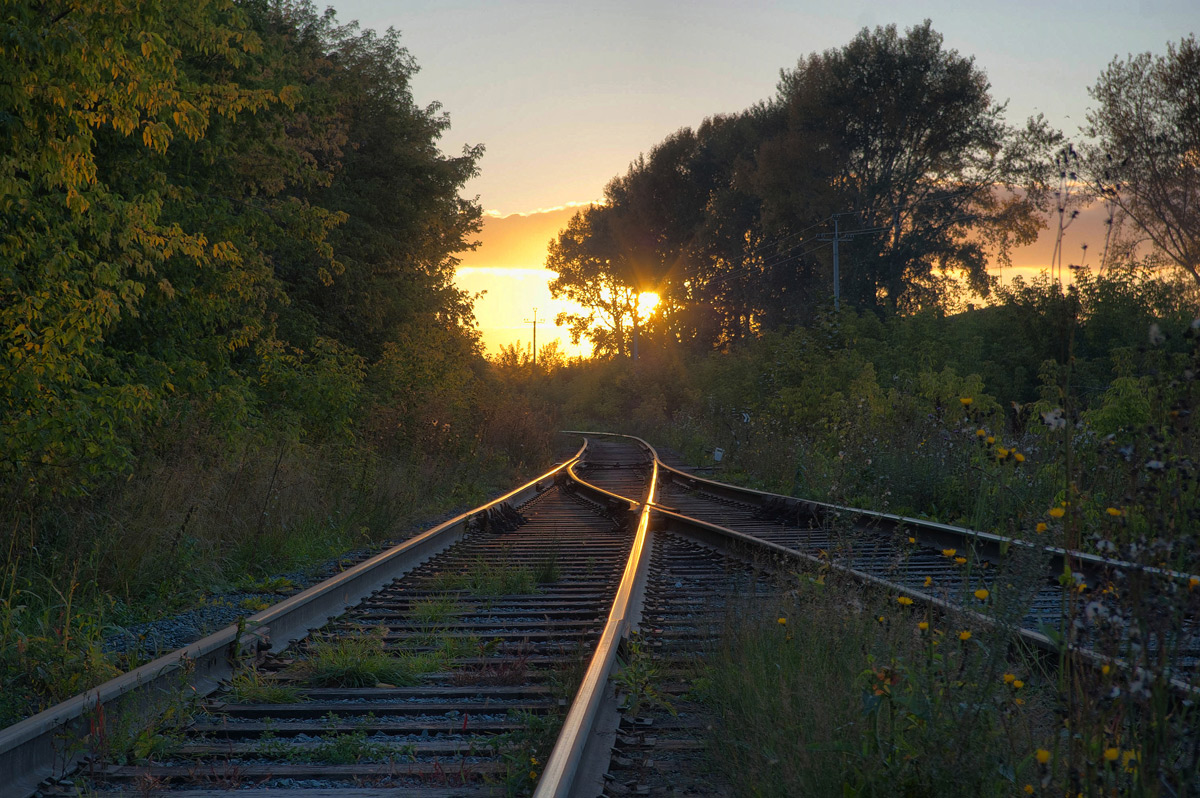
xmin=227 ymin=668 xmax=302 ymax=705
xmin=701 ymin=578 xmax=1045 ymax=798
xmin=293 ymin=626 xmax=443 ymax=688
xmin=431 ymin=555 xmax=540 ymax=596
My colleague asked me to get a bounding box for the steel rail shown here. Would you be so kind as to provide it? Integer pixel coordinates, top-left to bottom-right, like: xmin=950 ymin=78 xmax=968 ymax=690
xmin=652 ymin=505 xmax=1199 ymax=699
xmin=533 ymin=432 xmax=660 ymax=798
xmin=655 ymin=460 xmax=1200 ymax=587
xmin=0 ymin=445 xmax=586 ymax=798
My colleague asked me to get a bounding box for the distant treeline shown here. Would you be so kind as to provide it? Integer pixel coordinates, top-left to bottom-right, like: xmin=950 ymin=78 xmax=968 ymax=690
xmin=548 ymin=22 xmax=1199 ymax=357
xmin=1 ymin=0 xmax=511 ymax=500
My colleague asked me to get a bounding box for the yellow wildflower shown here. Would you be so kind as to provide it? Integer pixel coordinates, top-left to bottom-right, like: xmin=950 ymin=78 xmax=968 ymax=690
xmin=1036 ymin=749 xmax=1051 ymax=765
xmin=1106 ymin=507 xmax=1122 ymax=517
xmin=908 ymin=536 xmax=916 ymax=543
xmin=1004 ymin=673 xmax=1016 ymax=684
xmin=777 ymin=617 xmax=787 ymax=625
xmin=897 ymin=596 xmax=913 ymax=606
xmin=1048 ymin=507 xmax=1065 ymax=518
xmin=1014 ymin=451 xmax=1025 ymax=462
xmin=1036 ymin=522 xmax=1048 ymax=533
xmin=530 ymin=770 xmax=538 ymax=779
xmin=986 ymin=436 xmax=996 ymax=444
xmin=1024 ymin=785 xmax=1034 ymax=794
xmin=1102 ymin=664 xmax=1111 ymax=676
xmin=1013 ymin=679 xmax=1024 ymax=689
xmin=1189 ymin=577 xmax=1199 ymax=591
xmin=1104 ymin=747 xmax=1119 ymax=762
xmin=955 ymin=556 xmax=968 ymax=565
xmin=918 ymin=621 xmax=929 ymax=631
xmin=959 ymin=630 xmax=972 ymax=641
xmin=996 ymin=446 xmax=1009 ymax=459
xmin=1015 ymin=697 xmax=1025 ymax=705
xmin=974 ymin=588 xmax=989 ymax=601
xmin=924 ymin=576 xmax=933 ymax=587
xmin=976 ymin=428 xmax=987 ymax=437
xmin=960 ymin=397 xmax=973 ymax=406
xmin=942 ymin=548 xmax=957 ymax=557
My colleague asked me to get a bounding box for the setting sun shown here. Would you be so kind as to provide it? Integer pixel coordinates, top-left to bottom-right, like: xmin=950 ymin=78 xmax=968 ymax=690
xmin=637 ymin=291 xmax=660 ymax=317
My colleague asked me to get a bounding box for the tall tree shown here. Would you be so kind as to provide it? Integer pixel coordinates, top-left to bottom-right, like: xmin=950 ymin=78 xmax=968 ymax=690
xmin=754 ymin=20 xmax=1048 ymax=312
xmin=1084 ymin=35 xmax=1200 ymax=286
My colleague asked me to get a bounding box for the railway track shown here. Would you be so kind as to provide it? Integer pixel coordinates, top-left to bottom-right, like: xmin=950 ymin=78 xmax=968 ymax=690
xmin=3 ymin=432 xmax=1197 ymax=798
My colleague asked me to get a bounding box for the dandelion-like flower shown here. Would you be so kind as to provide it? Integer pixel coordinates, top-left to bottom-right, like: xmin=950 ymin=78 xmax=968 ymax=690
xmin=897 ymin=596 xmax=913 ymax=606
xmin=959 ymin=630 xmax=972 ymax=641
xmin=974 ymin=588 xmax=989 ymax=601
xmin=1024 ymin=784 xmax=1034 ymax=794
xmin=976 ymin=428 xmax=987 ymax=437
xmin=942 ymin=548 xmax=957 ymax=557
xmin=1106 ymin=507 xmax=1123 ymax=517
xmin=1004 ymin=673 xmax=1015 ymax=684
xmin=1104 ymin=747 xmax=1119 ymax=762
xmin=1048 ymin=507 xmax=1065 ymax=519
xmin=1036 ymin=522 xmax=1048 ymax=533
xmin=960 ymin=397 xmax=973 ymax=406
xmin=955 ymin=556 xmax=967 ymax=565
xmin=918 ymin=621 xmax=929 ymax=631
xmin=996 ymin=446 xmax=1009 ymax=459
xmin=923 ymin=576 xmax=932 ymax=587
xmin=1101 ymin=664 xmax=1111 ymax=675
xmin=986 ymin=435 xmax=996 ymax=444
xmin=908 ymin=536 xmax=916 ymax=543
xmin=777 ymin=617 xmax=787 ymax=625
xmin=1189 ymin=578 xmax=1198 ymax=592
xmin=1036 ymin=749 xmax=1051 ymax=765
xmin=1013 ymin=679 xmax=1024 ymax=689
xmin=1013 ymin=451 xmax=1025 ymax=463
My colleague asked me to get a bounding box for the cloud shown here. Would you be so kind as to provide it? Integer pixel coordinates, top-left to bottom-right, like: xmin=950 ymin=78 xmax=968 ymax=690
xmin=483 ymin=199 xmax=603 ymax=219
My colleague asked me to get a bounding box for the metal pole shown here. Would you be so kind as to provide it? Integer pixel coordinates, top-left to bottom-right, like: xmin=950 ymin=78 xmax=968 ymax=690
xmin=523 ymin=308 xmax=538 ymax=369
xmin=832 ymin=216 xmax=840 ymax=311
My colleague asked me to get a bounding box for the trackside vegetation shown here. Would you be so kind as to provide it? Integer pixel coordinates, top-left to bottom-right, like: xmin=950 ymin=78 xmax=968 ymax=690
xmin=0 ymin=1 xmax=555 ymax=729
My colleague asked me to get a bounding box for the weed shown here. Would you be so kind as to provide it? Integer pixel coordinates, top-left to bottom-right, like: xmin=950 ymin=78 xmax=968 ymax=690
xmin=612 ymin=632 xmax=675 ymax=717
xmin=488 ymin=710 xmax=561 ymax=796
xmin=431 ymin=556 xmax=538 ymax=596
xmin=532 ymin=552 xmax=561 ymax=584
xmin=234 ymin=575 xmax=298 ymax=594
xmin=227 ymin=668 xmax=301 ymax=704
xmin=409 ymin=594 xmax=464 ymax=625
xmin=291 ymin=626 xmax=444 ymax=687
xmin=237 ymin=597 xmax=271 ymax=612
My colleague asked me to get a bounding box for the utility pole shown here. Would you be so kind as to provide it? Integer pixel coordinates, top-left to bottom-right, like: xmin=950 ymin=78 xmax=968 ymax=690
xmin=819 ymin=214 xmax=849 ymax=310
xmin=818 ymin=213 xmax=885 ymax=310
xmin=523 ymin=308 xmax=537 ymax=370
xmin=832 ymin=215 xmax=840 ymax=310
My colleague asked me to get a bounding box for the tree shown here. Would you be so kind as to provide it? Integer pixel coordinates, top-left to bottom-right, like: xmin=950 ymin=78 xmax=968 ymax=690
xmin=754 ymin=21 xmax=1049 ymax=313
xmin=547 ymin=205 xmax=653 ymax=358
xmin=1084 ymin=35 xmax=1200 ymax=287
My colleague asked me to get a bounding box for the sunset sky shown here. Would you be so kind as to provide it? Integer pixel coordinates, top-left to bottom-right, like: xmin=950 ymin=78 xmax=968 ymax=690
xmin=329 ymin=0 xmax=1199 ymax=354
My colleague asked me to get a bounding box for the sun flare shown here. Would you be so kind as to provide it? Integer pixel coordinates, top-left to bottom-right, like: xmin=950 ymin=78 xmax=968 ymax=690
xmin=637 ymin=291 xmax=660 ymax=316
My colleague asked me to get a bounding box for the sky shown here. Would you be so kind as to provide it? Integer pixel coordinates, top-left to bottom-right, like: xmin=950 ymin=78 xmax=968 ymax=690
xmin=326 ymin=0 xmax=1200 ymax=353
